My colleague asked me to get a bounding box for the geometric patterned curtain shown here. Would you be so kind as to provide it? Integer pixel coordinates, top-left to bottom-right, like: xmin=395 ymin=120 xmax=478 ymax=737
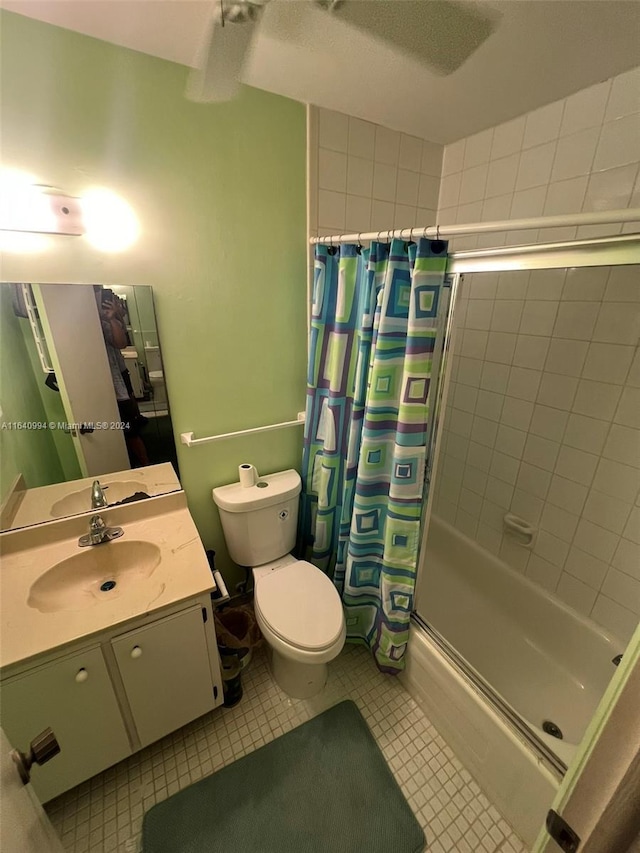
xmin=301 ymin=237 xmax=449 ymax=672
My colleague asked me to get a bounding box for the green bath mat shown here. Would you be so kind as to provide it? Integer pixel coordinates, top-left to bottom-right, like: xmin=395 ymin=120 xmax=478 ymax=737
xmin=142 ymin=699 xmax=426 ymax=853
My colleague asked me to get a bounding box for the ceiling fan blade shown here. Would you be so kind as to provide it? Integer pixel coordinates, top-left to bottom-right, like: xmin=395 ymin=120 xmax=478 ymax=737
xmin=186 ymin=2 xmax=265 ymax=103
xmin=319 ymin=0 xmax=502 ymax=75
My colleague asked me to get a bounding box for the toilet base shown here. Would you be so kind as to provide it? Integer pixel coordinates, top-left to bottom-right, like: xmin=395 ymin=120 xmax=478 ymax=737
xmin=271 ymin=649 xmax=328 ymax=699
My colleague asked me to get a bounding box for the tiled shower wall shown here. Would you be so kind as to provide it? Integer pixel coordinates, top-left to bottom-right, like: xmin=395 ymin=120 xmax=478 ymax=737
xmin=432 ymin=264 xmax=640 ymax=643
xmin=308 ymin=106 xmax=443 ymax=237
xmin=437 ymin=65 xmax=640 ymax=250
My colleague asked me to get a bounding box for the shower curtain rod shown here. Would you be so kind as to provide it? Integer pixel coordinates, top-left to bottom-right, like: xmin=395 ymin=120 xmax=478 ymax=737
xmin=310 ymin=207 xmax=640 ymax=245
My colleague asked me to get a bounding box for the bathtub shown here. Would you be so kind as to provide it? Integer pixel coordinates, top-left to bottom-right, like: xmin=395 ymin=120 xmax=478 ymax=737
xmin=401 ymin=516 xmax=623 ymax=846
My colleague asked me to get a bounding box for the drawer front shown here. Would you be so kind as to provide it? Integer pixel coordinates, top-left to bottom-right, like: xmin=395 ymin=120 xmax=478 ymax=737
xmin=111 ymin=606 xmax=215 ymax=747
xmin=2 ymin=646 xmax=131 ymax=802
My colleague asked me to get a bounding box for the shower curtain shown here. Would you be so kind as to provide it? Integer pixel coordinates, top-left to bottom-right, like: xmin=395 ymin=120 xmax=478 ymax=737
xmin=301 ymin=237 xmax=449 ymax=671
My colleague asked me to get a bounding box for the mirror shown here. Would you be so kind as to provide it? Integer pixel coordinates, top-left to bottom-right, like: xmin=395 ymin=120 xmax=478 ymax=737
xmin=0 ymin=282 xmax=180 ymax=531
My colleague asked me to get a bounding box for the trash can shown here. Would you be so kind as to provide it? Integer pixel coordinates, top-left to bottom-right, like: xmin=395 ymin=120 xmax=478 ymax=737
xmin=214 ymin=606 xmax=260 ymax=707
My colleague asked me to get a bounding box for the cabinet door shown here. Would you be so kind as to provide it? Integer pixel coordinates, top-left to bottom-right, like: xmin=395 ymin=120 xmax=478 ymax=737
xmin=1 ymin=646 xmax=131 ymax=803
xmin=111 ymin=606 xmax=216 ymax=748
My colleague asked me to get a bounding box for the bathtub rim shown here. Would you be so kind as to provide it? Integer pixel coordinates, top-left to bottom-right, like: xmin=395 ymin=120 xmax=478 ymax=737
xmin=411 ymin=611 xmax=568 ymax=778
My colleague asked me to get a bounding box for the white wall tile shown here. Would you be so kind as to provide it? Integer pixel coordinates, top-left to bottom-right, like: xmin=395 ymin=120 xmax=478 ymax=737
xmin=560 ymin=80 xmax=611 ymax=136
xmin=374 ymin=125 xmax=401 ymax=165
xmin=485 ymin=332 xmax=517 ymax=364
xmin=464 ymin=128 xmax=494 ymax=168
xmin=543 ymin=176 xmax=588 ymax=215
xmin=526 ymin=555 xmax=561 ymax=592
xmin=517 ymin=461 xmax=552 ymax=500
xmin=529 ymin=405 xmax=568 ymax=442
xmin=418 ymin=174 xmax=440 ymax=209
xmin=510 ymin=186 xmax=545 ymax=219
xmin=601 ymin=568 xmax=640 ymax=614
xmin=583 ymin=163 xmax=638 ymax=213
xmin=565 ymin=547 xmax=608 ymax=590
xmin=555 ymin=445 xmax=598 ymax=486
xmin=501 ymin=397 xmax=534 ymax=432
xmin=593 ymin=302 xmax=640 ymax=345
xmin=459 ymin=164 xmax=488 ymax=204
xmin=507 ymin=366 xmax=541 ymax=401
xmin=562 ymin=267 xmax=609 ymax=301
xmin=526 ymin=269 xmax=566 ymax=301
xmin=605 ymin=66 xmax=640 ymax=121
xmin=519 ymin=301 xmax=558 ymax=336
xmin=556 ymin=574 xmax=598 ymax=616
xmin=534 ymin=529 xmax=570 ymax=568
xmin=373 ymin=162 xmax=397 ymax=202
xmin=476 ymin=389 xmax=504 ymax=421
xmin=319 ymin=108 xmax=349 ymax=152
xmin=345 ymin=195 xmax=372 ymax=230
xmin=318 ymin=189 xmax=346 ymax=229
xmin=572 ymin=379 xmax=622 ymax=421
xmin=398 ymin=133 xmax=423 ymax=171
xmin=615 ymin=387 xmax=640 ymax=428
xmin=552 ymin=302 xmax=600 ymax=340
xmin=583 ymin=343 xmax=634 ymax=384
xmin=583 ymin=489 xmax=632 ymax=535
xmin=485 ymin=154 xmax=520 ymax=198
xmin=491 ymin=116 xmax=526 ymax=159
xmin=513 ymin=335 xmax=549 ymax=370
xmin=348 ymin=117 xmax=376 ymax=159
xmin=547 ymin=474 xmax=588 ymax=515
xmin=421 ymin=141 xmax=444 ymax=177
xmin=540 ymin=502 xmax=579 ymax=543
xmin=544 ymin=338 xmax=589 ymax=377
xmin=593 ymin=114 xmax=640 ymax=171
xmin=510 ymin=487 xmax=544 ymax=524
xmin=592 ymin=458 xmax=639 ymax=504
xmin=522 ymin=101 xmax=564 ymax=149
xmin=605 ymin=265 xmax=640 ymax=302
xmin=551 ymin=128 xmax=599 ymax=181
xmin=319 ymin=148 xmax=348 ymax=192
xmin=347 ymin=156 xmax=374 ymax=196
xmin=563 ymin=413 xmax=609 ymax=454
xmin=523 ymin=434 xmax=560 ymax=472
xmin=612 ymin=537 xmax=640 ymax=580
xmin=574 ymin=518 xmax=619 ymax=563
xmin=370 ymin=199 xmax=395 ymax=230
xmin=491 ymin=300 xmax=524 ymax=333
xmin=603 ymin=424 xmax=640 ymax=468
xmin=515 ymin=142 xmax=556 ymax=191
xmin=537 ymin=373 xmax=578 ymax=410
xmin=396 ymin=168 xmax=419 ymax=206
xmin=438 ymin=172 xmax=461 ymax=209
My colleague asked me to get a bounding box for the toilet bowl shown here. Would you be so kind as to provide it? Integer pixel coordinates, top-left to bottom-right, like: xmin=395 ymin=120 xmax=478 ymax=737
xmin=252 ymin=555 xmax=346 ymax=698
xmin=212 ymin=469 xmax=346 ymax=699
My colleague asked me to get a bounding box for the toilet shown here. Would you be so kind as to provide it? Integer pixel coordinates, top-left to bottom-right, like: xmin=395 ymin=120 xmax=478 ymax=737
xmin=212 ymin=469 xmax=346 ymax=699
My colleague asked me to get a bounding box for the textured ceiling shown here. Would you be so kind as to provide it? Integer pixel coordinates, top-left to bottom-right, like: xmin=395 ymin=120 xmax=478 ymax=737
xmin=2 ymin=0 xmax=640 ymax=143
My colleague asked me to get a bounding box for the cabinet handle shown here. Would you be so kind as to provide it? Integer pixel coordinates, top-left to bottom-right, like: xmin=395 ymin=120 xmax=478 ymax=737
xmin=75 ymin=668 xmax=89 ymax=683
xmin=130 ymin=646 xmax=142 ymax=659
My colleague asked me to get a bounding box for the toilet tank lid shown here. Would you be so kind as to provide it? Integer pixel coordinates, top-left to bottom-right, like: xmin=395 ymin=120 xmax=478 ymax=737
xmin=212 ymin=469 xmax=301 ymax=512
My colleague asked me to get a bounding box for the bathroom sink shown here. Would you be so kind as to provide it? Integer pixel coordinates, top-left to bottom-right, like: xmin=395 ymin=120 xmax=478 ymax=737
xmin=27 ymin=540 xmax=162 ymax=613
xmin=50 ymin=481 xmax=147 ymax=518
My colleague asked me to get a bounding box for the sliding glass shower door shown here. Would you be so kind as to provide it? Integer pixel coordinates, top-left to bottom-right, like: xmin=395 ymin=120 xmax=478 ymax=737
xmin=415 ymin=259 xmax=639 ymax=768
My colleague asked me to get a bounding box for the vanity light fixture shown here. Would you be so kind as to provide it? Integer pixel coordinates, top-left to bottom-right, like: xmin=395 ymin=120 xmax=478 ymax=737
xmin=0 ymin=169 xmax=139 ymax=253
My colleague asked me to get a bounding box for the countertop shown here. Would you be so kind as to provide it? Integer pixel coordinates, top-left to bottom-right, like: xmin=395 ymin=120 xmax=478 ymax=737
xmin=0 ymin=491 xmax=215 ymax=672
xmin=3 ymin=462 xmax=181 ymax=531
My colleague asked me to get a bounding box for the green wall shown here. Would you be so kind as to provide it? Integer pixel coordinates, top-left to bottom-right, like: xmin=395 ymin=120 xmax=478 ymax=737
xmin=0 ymin=287 xmax=65 ymax=496
xmin=0 ymin=12 xmax=307 ymax=587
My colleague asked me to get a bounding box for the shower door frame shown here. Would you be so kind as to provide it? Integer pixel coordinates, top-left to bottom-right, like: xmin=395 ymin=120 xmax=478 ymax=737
xmin=413 ymin=231 xmax=640 ymax=777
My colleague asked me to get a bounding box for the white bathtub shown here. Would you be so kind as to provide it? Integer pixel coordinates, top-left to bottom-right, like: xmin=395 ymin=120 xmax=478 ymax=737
xmin=402 ymin=515 xmax=623 ymax=846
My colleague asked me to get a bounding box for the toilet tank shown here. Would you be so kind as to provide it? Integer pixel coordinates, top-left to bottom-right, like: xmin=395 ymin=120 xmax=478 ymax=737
xmin=212 ymin=469 xmax=301 ymax=567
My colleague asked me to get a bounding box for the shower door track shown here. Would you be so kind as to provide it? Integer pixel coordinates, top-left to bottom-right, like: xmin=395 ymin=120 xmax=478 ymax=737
xmin=410 ymin=611 xmax=567 ymax=778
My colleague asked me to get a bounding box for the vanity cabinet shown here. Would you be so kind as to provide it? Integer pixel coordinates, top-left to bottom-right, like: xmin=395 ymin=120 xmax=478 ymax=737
xmin=1 ymin=645 xmax=131 ymax=803
xmin=1 ymin=597 xmax=223 ymax=803
xmin=111 ymin=605 xmax=217 ymax=748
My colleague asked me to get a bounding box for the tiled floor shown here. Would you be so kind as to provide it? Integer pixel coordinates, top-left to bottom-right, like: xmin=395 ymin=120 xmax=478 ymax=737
xmin=45 ymin=644 xmax=529 ymax=853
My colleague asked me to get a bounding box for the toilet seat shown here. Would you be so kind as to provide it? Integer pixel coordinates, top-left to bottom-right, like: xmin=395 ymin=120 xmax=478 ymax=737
xmin=255 ymin=561 xmax=344 ymax=652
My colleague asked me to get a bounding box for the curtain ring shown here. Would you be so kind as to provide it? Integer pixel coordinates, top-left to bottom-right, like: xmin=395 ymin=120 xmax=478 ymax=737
xmin=436 ymin=224 xmax=441 ymax=241
xmin=422 ymin=225 xmax=428 ymax=239
xmin=356 ymin=232 xmax=362 ymax=254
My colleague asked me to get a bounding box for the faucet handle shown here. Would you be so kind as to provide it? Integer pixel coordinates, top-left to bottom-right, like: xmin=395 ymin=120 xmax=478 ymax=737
xmin=90 ymin=514 xmax=107 ymax=532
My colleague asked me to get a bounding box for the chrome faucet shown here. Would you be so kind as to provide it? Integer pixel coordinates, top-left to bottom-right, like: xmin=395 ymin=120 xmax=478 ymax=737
xmin=91 ymin=480 xmax=109 ymax=509
xmin=78 ymin=514 xmax=124 ymax=547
